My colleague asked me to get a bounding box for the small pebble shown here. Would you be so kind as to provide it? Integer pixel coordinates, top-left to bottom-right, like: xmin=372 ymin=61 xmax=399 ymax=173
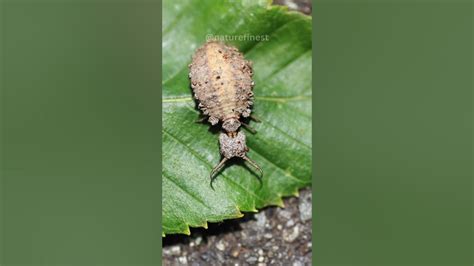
xmin=264 ymin=233 xmax=273 ymax=239
xmin=255 ymin=212 xmax=267 ymax=229
xmin=247 ymin=257 xmax=258 ymax=263
xmin=292 ymin=260 xmax=304 ymax=266
xmin=178 ymin=256 xmax=188 ymax=264
xmin=286 ymin=219 xmax=295 ymax=227
xmin=277 ymin=224 xmax=283 ymax=230
xmin=195 ymin=236 xmax=202 ymax=245
xmin=298 ymin=191 xmax=312 ymax=222
xmin=258 ymin=256 xmax=264 ymax=262
xmin=216 ymin=239 xmax=226 ymax=251
xmin=200 ymin=253 xmax=210 ymax=261
xmin=216 ymin=252 xmax=225 ymax=263
xmin=283 ymin=226 xmax=300 ymax=243
xmin=258 ymin=249 xmax=264 ymax=256
xmin=230 ymin=247 xmax=240 ymax=258
xmin=170 ymin=246 xmax=181 ymax=255
xmin=278 ymin=210 xmax=292 ymax=220
xmin=258 ymin=263 xmax=266 ymax=266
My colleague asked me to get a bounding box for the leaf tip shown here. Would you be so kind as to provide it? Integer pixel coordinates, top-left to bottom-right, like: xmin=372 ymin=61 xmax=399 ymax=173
xmin=183 ymin=226 xmax=191 ymax=236
xmin=236 ymin=210 xmax=245 ymax=218
xmin=292 ymin=190 xmax=300 ymax=197
xmin=234 ymin=206 xmax=245 ymax=217
xmin=276 ymin=198 xmax=285 ymax=208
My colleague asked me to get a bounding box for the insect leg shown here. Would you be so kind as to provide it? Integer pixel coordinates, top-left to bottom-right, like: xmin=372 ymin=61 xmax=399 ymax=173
xmin=242 ymin=156 xmax=263 ymax=186
xmin=249 ymin=114 xmax=262 ymax=123
xmin=210 ymin=157 xmax=228 ymax=190
xmin=241 ymin=121 xmax=257 ymax=134
xmin=195 ymin=116 xmax=207 ymax=124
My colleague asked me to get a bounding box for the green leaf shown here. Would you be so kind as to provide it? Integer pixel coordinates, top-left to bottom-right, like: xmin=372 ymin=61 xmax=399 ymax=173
xmin=162 ymin=0 xmax=312 ymax=235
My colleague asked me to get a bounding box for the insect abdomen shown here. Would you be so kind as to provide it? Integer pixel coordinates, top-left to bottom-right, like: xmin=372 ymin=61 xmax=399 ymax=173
xmin=189 ymin=41 xmax=254 ymax=124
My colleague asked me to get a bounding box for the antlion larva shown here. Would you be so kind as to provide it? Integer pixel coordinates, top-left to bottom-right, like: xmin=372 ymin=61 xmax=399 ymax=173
xmin=188 ymin=41 xmax=262 ymax=187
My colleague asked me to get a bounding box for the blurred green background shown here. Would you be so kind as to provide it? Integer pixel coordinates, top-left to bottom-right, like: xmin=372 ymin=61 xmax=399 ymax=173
xmin=1 ymin=1 xmax=161 ymax=265
xmin=1 ymin=0 xmax=472 ymax=265
xmin=314 ymin=1 xmax=472 ymax=265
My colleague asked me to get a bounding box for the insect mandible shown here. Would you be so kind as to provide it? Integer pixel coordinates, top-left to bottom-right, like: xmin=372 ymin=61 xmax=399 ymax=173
xmin=188 ymin=41 xmax=263 ymax=188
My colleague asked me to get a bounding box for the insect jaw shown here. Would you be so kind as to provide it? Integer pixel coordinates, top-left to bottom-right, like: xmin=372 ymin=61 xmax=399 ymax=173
xmin=210 ymin=131 xmax=263 ymax=189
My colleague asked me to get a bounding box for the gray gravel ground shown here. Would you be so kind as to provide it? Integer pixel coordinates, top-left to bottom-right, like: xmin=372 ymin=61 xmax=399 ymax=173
xmin=163 ymin=188 xmax=312 ymax=265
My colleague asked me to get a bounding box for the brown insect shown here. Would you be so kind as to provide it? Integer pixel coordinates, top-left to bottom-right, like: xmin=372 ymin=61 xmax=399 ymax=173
xmin=188 ymin=41 xmax=263 ymax=188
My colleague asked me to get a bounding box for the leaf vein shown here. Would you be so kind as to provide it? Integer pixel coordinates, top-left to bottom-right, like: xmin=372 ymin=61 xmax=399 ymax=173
xmin=256 ymin=117 xmax=311 ymax=150
xmin=246 ymin=143 xmax=308 ymax=185
xmin=162 ymin=172 xmax=212 ymax=211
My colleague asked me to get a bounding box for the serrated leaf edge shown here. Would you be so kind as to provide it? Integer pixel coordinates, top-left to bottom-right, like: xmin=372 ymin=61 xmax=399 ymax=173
xmin=162 ymin=186 xmax=307 ymax=236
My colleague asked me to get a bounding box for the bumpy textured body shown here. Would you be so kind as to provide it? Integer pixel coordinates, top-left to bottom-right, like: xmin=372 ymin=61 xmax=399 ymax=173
xmin=188 ymin=41 xmax=254 ymax=128
xmin=188 ymin=41 xmax=262 ymax=187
